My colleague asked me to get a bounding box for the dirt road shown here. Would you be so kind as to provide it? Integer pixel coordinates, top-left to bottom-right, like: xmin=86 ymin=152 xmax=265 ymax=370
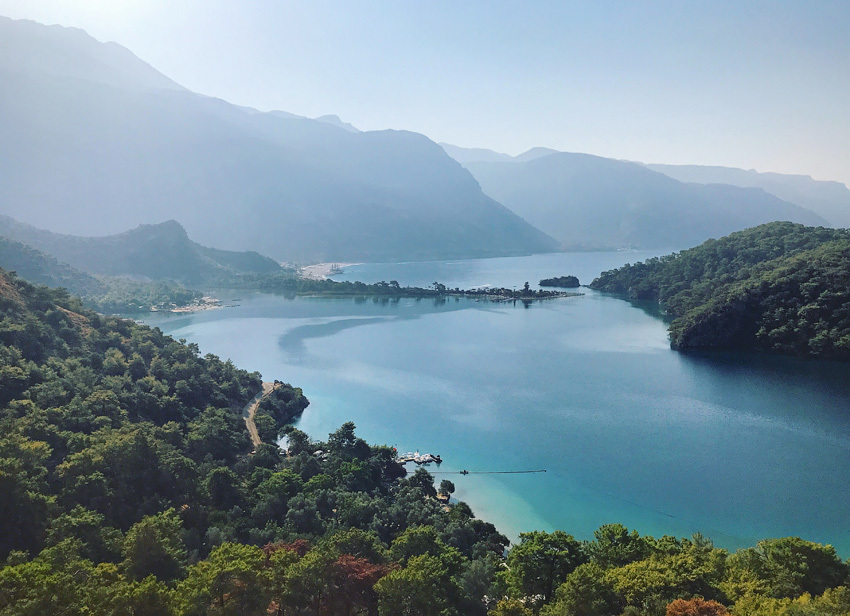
xmin=243 ymin=382 xmax=278 ymax=449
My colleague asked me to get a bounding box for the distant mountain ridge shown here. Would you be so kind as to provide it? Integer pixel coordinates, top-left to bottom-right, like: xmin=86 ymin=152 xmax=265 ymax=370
xmin=440 ymin=143 xmax=849 ymax=239
xmin=439 ymin=143 xmax=558 ymax=164
xmin=0 ymin=216 xmax=282 ymax=285
xmin=6 ymin=15 xmax=840 ymax=263
xmin=644 ymin=163 xmax=850 ymax=227
xmin=0 ymin=16 xmax=184 ymax=92
xmin=458 ymin=151 xmax=828 ymax=251
xmin=315 ymin=114 xmax=360 ymax=132
xmin=0 ymin=16 xmax=557 ymax=262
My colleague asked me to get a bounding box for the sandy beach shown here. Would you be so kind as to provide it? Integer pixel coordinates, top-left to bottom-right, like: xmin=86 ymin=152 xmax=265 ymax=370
xmin=298 ymin=262 xmax=359 ymax=280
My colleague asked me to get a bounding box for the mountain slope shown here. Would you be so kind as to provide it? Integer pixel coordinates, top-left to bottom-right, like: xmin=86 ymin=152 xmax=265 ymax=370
xmin=439 ymin=143 xmax=560 ymax=164
xmin=0 ymin=16 xmax=184 ymax=92
xmin=645 ymin=163 xmax=850 ymax=228
xmin=513 ymin=147 xmax=561 ymax=162
xmin=590 ymin=222 xmax=850 ymax=359
xmin=0 ymin=235 xmax=104 ymax=296
xmin=0 ymin=17 xmax=557 ymax=262
xmin=0 ymin=216 xmax=282 ymax=284
xmin=0 ymin=225 xmax=210 ymax=312
xmin=315 ymin=114 xmax=359 ymax=132
xmin=465 ymin=153 xmax=827 ymax=250
xmin=439 ymin=143 xmax=514 ymax=164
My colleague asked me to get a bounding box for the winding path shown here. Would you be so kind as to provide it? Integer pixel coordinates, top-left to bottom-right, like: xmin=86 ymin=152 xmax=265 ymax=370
xmin=243 ymin=382 xmax=278 ymax=449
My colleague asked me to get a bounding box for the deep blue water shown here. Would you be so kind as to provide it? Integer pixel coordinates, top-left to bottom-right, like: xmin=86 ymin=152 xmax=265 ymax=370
xmin=141 ymin=253 xmax=850 ymax=555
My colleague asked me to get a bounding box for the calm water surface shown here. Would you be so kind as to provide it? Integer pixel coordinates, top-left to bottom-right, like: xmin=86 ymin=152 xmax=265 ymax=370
xmin=142 ymin=253 xmax=850 ymax=554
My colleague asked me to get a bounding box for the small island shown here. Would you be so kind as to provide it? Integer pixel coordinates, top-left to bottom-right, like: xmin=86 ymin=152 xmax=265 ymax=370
xmin=539 ymin=275 xmax=581 ymax=288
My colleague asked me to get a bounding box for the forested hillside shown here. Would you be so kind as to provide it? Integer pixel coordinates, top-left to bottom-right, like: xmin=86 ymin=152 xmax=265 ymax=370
xmin=2 ymin=268 xmax=849 ymax=615
xmin=0 ymin=234 xmax=203 ymax=313
xmin=0 ymin=217 xmax=284 ymax=284
xmin=0 ymin=269 xmax=508 ymax=614
xmin=0 ymin=235 xmax=103 ymax=296
xmin=590 ymin=222 xmax=850 ymax=358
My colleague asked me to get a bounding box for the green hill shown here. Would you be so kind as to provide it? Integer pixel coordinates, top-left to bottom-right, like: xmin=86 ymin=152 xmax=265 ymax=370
xmin=0 ymin=230 xmax=204 ymax=313
xmin=0 ymin=216 xmax=283 ymax=285
xmin=0 ymin=235 xmax=104 ymax=296
xmin=590 ymin=222 xmax=850 ymax=358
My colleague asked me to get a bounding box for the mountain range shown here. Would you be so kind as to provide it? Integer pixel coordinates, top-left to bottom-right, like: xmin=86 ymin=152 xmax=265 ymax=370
xmin=442 ymin=145 xmax=848 ymax=243
xmin=441 ymin=145 xmax=849 ymax=230
xmin=459 ymin=151 xmax=827 ymax=251
xmin=0 ymin=16 xmax=557 ymax=263
xmin=644 ymin=164 xmax=850 ymax=228
xmin=2 ymin=15 xmax=847 ymax=263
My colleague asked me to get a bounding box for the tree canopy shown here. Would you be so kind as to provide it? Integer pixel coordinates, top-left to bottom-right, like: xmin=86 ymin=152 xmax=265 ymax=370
xmin=590 ymin=222 xmax=850 ymax=359
xmin=1 ymin=269 xmax=848 ymax=615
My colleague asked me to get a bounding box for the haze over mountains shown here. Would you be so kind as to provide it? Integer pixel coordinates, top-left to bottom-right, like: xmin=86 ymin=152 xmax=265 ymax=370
xmin=443 ymin=145 xmax=836 ymax=250
xmin=644 ymin=164 xmax=850 ymax=228
xmin=462 ymin=153 xmax=827 ymax=251
xmin=2 ymin=15 xmax=847 ymax=263
xmin=440 ymin=144 xmax=559 ymax=165
xmin=0 ymin=17 xmax=557 ymax=263
xmin=0 ymin=16 xmax=185 ymax=92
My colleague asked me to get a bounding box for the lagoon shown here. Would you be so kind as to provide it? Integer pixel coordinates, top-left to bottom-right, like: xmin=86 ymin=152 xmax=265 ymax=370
xmin=141 ymin=252 xmax=850 ymax=555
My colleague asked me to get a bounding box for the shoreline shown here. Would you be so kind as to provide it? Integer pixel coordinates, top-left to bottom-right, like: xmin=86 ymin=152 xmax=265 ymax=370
xmin=167 ymin=296 xmax=223 ymax=313
xmin=150 ymin=285 xmax=581 ymax=314
xmin=294 ymin=290 xmax=583 ymax=301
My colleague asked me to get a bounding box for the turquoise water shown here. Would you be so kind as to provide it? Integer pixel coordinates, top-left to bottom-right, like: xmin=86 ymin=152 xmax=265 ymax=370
xmin=141 ymin=253 xmax=850 ymax=555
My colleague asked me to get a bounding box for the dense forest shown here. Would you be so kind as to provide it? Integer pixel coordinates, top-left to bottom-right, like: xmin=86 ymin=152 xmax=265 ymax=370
xmin=0 ymin=269 xmax=508 ymax=614
xmin=203 ymin=274 xmax=577 ymax=305
xmin=590 ymin=222 xmax=850 ymax=359
xmin=1 ymin=269 xmax=849 ymax=615
xmin=539 ymin=276 xmax=581 ymax=288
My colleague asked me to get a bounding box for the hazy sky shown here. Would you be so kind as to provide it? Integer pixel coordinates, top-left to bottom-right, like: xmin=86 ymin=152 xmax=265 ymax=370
xmin=1 ymin=0 xmax=848 ymax=184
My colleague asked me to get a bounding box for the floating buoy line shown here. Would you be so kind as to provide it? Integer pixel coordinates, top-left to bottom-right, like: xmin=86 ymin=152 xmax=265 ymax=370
xmin=395 ymin=446 xmax=749 ymax=545
xmin=393 ymin=449 xmax=547 ymax=475
xmin=430 ymin=469 xmax=547 ymax=475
